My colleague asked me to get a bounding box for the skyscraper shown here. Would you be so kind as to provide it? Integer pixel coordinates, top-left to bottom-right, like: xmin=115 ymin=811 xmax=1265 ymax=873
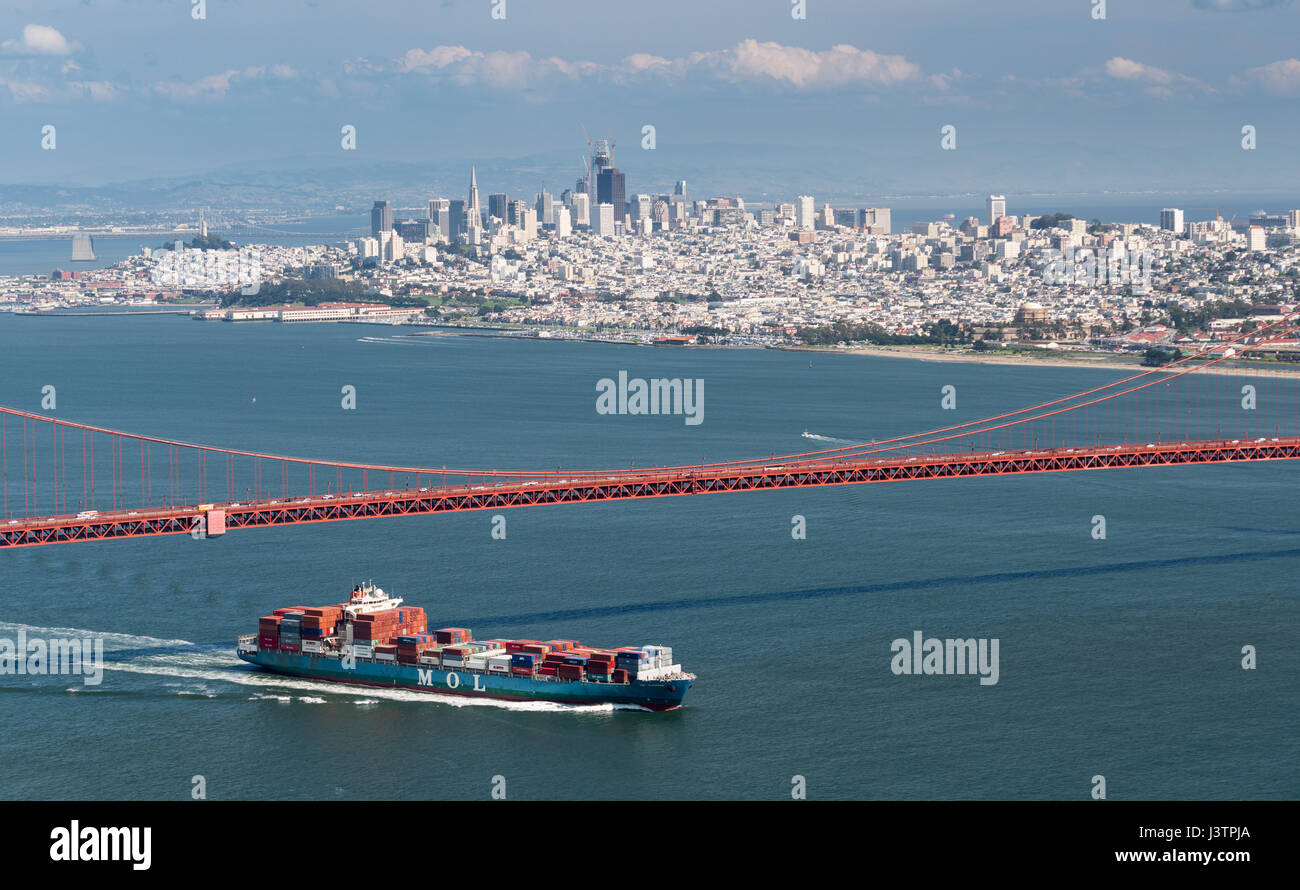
xmin=631 ymin=194 xmax=653 ymax=225
xmin=465 ymin=167 xmax=483 ymax=237
xmin=986 ymin=195 xmax=1006 ymax=226
xmin=588 ymin=139 xmax=614 ymax=207
xmin=593 ymin=203 xmax=617 ymax=236
xmin=428 ymin=198 xmax=450 ymax=243
xmin=536 ymin=191 xmax=555 ymax=226
xmin=674 ymin=180 xmax=687 ymax=196
xmin=488 ymin=193 xmax=509 ymax=222
xmin=795 ymin=196 xmax=816 ymax=230
xmin=371 ymin=201 xmax=393 ymax=236
xmin=448 ymin=200 xmax=466 ymax=243
xmin=860 ymin=208 xmax=891 ymax=235
xmin=596 ymin=168 xmax=626 ymax=224
xmin=571 ymin=192 xmax=591 ymax=228
xmin=1161 ymin=208 xmax=1185 ymax=235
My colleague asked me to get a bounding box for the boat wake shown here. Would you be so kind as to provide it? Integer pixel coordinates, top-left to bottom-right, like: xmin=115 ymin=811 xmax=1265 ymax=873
xmin=0 ymin=620 xmax=192 ymax=649
xmin=356 ymin=336 xmax=427 ymax=346
xmin=800 ymin=431 xmax=859 ymax=445
xmin=101 ymin=656 xmax=630 ymax=712
xmin=0 ymin=620 xmax=632 ymax=713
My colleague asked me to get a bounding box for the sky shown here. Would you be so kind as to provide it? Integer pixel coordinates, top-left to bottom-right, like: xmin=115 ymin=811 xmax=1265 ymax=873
xmin=1 ymin=0 xmax=1299 ymax=203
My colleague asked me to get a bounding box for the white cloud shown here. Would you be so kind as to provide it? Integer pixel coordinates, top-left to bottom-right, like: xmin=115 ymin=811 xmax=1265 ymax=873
xmin=1235 ymin=58 xmax=1300 ymax=94
xmin=388 ymin=40 xmax=921 ymax=93
xmin=153 ymin=67 xmax=266 ymax=100
xmin=1105 ymin=57 xmax=1176 ymax=84
xmin=0 ymin=76 xmax=50 ymax=101
xmin=1 ymin=24 xmax=80 ymax=56
xmin=1102 ymin=57 xmax=1204 ymax=97
xmin=707 ymin=40 xmax=919 ymax=88
xmin=70 ymin=80 xmax=122 ymax=101
xmin=151 ymin=65 xmax=304 ymax=100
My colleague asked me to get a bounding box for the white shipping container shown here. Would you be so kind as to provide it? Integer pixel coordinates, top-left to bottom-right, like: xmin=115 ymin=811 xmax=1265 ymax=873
xmin=301 ymin=641 xmax=322 ymax=654
xmin=487 ymin=656 xmax=513 ymax=670
xmin=374 ymin=653 xmax=396 ymax=662
xmin=488 ymin=664 xmax=509 ymax=673
xmin=466 ymin=658 xmax=488 ymax=671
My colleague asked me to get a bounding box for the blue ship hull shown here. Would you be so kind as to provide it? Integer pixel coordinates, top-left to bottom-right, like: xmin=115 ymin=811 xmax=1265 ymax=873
xmin=238 ymin=648 xmax=693 ymax=710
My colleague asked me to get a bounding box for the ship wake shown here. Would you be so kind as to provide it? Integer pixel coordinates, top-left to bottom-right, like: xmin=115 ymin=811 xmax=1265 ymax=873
xmin=800 ymin=431 xmax=860 ymax=444
xmin=0 ymin=620 xmax=634 ymax=713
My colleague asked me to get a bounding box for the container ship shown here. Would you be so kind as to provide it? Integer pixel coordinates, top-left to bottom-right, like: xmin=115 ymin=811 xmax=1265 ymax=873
xmin=236 ymin=582 xmax=695 ymax=710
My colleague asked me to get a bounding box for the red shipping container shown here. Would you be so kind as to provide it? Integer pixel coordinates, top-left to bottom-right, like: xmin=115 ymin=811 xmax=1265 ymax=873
xmin=612 ymin=669 xmax=628 ymax=683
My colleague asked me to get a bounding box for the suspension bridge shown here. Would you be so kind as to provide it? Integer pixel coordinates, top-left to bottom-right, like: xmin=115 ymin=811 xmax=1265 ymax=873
xmin=2 ymin=313 xmax=1298 ymax=549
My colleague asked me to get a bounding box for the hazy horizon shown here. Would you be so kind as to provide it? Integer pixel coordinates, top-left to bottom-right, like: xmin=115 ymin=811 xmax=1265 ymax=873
xmin=1 ymin=0 xmax=1298 ymax=202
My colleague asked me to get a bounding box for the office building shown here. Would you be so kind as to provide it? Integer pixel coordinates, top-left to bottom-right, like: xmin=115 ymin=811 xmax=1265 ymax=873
xmin=986 ymin=194 xmax=1006 ymax=226
xmin=448 ymin=200 xmax=466 ymax=243
xmin=795 ymin=196 xmax=816 ymax=230
xmin=593 ymin=203 xmax=617 ymax=236
xmin=596 ymin=168 xmax=627 ymax=225
xmin=371 ymin=201 xmax=393 ymax=236
xmin=536 ymin=191 xmax=555 ymax=226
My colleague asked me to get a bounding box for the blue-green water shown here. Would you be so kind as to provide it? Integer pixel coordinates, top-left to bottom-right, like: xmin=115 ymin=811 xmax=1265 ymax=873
xmin=0 ymin=315 xmax=1295 ymax=800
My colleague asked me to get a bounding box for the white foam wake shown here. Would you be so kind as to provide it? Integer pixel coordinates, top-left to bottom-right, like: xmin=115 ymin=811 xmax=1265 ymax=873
xmin=99 ymin=655 xmax=636 ymax=713
xmin=801 ymin=431 xmax=859 ymax=445
xmin=0 ymin=620 xmax=193 ymax=649
xmin=356 ymin=336 xmax=426 ymax=345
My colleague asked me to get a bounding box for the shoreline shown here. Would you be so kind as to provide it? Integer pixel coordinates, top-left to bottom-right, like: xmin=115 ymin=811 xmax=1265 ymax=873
xmin=417 ymin=325 xmax=1300 ymax=376
xmin=778 ymin=343 xmax=1300 ymax=375
xmin=6 ymin=310 xmax=1296 ymax=376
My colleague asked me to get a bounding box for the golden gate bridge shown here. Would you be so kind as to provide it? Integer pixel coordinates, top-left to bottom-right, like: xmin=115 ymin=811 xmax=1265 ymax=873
xmin=2 ymin=312 xmax=1298 ymax=549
